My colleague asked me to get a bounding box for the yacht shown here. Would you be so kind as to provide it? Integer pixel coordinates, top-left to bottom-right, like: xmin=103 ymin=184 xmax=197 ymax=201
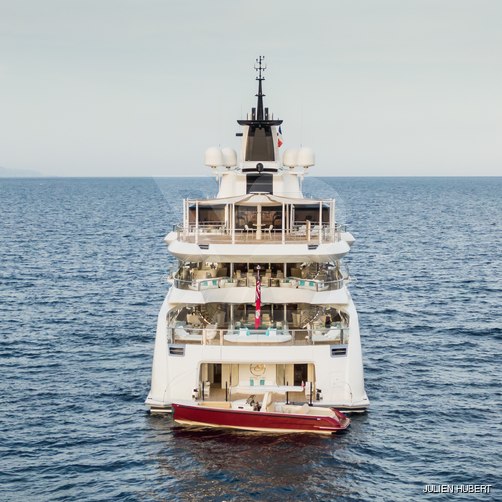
xmin=145 ymin=57 xmax=369 ymax=415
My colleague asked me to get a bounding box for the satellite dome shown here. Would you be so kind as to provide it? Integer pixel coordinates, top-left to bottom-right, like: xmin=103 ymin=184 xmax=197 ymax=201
xmin=297 ymin=147 xmax=315 ymax=167
xmin=221 ymin=147 xmax=237 ymax=168
xmin=282 ymin=148 xmax=298 ymax=168
xmin=204 ymin=147 xmax=223 ymax=167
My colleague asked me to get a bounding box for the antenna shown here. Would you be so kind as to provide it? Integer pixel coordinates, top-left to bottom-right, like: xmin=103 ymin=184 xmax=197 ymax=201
xmin=254 ymin=56 xmax=267 ymax=121
xmin=254 ymin=55 xmax=267 ymax=81
xmin=237 ymin=56 xmax=282 ymax=127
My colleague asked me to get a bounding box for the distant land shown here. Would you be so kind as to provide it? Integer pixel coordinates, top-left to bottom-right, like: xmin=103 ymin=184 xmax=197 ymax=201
xmin=0 ymin=166 xmax=43 ymax=177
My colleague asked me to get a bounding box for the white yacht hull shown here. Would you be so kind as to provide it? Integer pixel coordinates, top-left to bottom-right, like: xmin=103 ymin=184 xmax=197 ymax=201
xmin=145 ymin=58 xmax=369 ymax=420
xmin=146 ymin=293 xmax=369 ymax=414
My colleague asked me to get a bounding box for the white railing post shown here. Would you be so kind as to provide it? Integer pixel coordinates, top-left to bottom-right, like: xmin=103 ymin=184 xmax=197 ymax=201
xmin=195 ymin=200 xmax=199 ymax=245
xmin=282 ymin=203 xmax=285 ymax=244
xmin=184 ymin=199 xmax=188 ymax=239
xmin=182 ymin=198 xmax=186 ymax=239
xmin=231 ymin=203 xmax=236 ymax=244
xmin=330 ymin=199 xmax=335 ymax=242
xmin=319 ymin=201 xmax=323 ymax=244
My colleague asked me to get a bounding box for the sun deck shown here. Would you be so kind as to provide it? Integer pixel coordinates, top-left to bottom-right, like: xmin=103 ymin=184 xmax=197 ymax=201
xmin=173 ymin=192 xmax=346 ymax=244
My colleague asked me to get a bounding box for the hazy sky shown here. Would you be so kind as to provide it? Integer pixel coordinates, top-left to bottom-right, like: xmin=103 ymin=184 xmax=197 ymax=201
xmin=1 ymin=0 xmax=501 ymax=176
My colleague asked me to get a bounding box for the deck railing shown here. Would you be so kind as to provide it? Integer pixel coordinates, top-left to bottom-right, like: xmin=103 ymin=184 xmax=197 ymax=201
xmin=172 ymin=223 xmax=343 ymax=244
xmin=167 ymin=325 xmax=349 ymax=346
xmin=172 ymin=275 xmax=346 ymax=292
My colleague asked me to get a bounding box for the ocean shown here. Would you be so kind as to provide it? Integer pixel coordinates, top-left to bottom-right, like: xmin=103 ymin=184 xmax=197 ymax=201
xmin=0 ymin=177 xmax=500 ymax=501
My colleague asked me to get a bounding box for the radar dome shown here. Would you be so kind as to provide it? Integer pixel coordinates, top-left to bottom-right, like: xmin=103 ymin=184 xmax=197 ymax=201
xmin=282 ymin=148 xmax=298 ymax=168
xmin=297 ymin=147 xmax=315 ymax=167
xmin=204 ymin=147 xmax=223 ymax=167
xmin=221 ymin=147 xmax=237 ymax=168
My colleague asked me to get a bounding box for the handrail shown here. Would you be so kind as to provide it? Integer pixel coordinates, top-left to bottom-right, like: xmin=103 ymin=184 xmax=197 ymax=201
xmin=167 ymin=325 xmax=349 ymax=346
xmin=171 ymin=273 xmax=346 ymax=291
xmin=171 ymin=222 xmax=344 ymax=243
xmin=287 ymin=277 xmax=345 ymax=291
xmin=172 ymin=276 xmax=226 ymax=291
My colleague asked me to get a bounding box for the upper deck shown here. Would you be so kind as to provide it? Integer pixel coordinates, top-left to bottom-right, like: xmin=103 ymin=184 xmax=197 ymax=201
xmin=165 ymin=192 xmax=353 ymax=262
xmin=167 ymin=57 xmax=353 ymax=261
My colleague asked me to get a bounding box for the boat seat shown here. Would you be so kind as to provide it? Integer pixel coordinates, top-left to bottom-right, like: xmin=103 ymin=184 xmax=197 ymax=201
xmin=299 ymin=403 xmax=310 ymax=414
xmin=186 ymin=313 xmax=202 ymax=326
xmin=204 ymin=324 xmax=218 ymax=340
xmin=295 ymin=225 xmax=306 ymax=235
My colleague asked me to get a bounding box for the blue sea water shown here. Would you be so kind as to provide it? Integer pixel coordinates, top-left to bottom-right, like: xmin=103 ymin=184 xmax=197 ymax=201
xmin=0 ymin=177 xmax=500 ymax=501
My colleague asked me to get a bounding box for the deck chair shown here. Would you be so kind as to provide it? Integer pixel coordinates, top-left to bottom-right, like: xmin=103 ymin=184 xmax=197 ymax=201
xmin=244 ymin=224 xmax=254 ymax=238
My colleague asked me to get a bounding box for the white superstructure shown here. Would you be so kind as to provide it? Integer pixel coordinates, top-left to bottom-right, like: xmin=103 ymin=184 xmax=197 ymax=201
xmin=146 ymin=57 xmax=369 ymax=414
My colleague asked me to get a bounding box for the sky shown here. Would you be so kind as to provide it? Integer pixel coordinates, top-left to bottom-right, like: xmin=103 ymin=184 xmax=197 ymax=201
xmin=0 ymin=0 xmax=501 ymax=177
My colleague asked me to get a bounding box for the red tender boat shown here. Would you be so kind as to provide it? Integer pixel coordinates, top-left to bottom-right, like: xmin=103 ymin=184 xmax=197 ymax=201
xmin=172 ymin=393 xmax=350 ymax=435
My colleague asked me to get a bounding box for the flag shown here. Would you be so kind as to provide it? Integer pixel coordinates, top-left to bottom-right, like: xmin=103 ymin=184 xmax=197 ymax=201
xmin=277 ymin=126 xmax=283 ymax=148
xmin=254 ymin=268 xmax=261 ymax=329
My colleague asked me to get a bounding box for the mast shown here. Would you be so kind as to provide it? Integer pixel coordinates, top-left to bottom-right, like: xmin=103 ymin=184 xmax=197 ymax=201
xmin=237 ymin=56 xmax=282 ymax=127
xmin=255 ymin=55 xmax=266 ymax=121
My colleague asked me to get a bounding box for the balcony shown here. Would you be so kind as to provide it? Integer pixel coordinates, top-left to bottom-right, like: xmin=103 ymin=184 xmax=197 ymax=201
xmin=172 ymin=222 xmax=347 ymax=245
xmin=173 ymin=275 xmax=345 ymax=292
xmin=168 ymin=324 xmax=349 ymax=347
xmin=171 ymin=262 xmax=348 ymax=292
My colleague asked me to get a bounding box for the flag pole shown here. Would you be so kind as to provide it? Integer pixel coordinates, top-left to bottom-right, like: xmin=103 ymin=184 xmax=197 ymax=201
xmin=255 ymin=265 xmax=261 ymax=329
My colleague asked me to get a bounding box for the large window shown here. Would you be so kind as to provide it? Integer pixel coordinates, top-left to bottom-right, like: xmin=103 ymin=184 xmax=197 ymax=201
xmin=245 ymin=126 xmax=275 ymax=161
xmin=247 ymin=173 xmax=273 ymax=194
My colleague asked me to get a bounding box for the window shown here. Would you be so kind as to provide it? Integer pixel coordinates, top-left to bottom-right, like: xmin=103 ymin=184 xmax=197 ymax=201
xmin=247 ymin=173 xmax=273 ymax=194
xmin=168 ymin=345 xmax=185 ymax=356
xmin=245 ymin=126 xmax=275 ymax=161
xmin=294 ymin=364 xmax=308 ymax=386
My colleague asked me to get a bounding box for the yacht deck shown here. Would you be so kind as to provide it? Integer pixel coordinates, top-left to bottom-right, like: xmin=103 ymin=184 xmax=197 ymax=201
xmin=173 ymin=223 xmax=346 ymax=245
xmin=170 ymin=326 xmax=349 ymax=347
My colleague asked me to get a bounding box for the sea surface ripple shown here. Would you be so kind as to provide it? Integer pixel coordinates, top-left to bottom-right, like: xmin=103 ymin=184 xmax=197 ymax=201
xmin=0 ymin=177 xmax=500 ymax=501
